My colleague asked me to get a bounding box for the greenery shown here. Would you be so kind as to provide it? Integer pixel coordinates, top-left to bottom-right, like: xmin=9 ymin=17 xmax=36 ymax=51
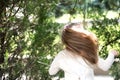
xmin=0 ymin=0 xmax=119 ymax=80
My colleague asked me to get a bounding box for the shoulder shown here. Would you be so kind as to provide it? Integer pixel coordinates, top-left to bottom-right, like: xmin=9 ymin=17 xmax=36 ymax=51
xmin=54 ymin=50 xmax=65 ymax=59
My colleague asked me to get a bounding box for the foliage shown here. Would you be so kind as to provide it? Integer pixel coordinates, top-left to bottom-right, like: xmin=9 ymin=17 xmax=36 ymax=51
xmin=91 ymin=16 xmax=120 ymax=80
xmin=0 ymin=0 xmax=120 ymax=80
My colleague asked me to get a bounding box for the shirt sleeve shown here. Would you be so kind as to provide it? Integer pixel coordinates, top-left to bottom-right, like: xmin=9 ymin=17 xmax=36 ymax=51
xmin=97 ymin=53 xmax=115 ymax=71
xmin=49 ymin=52 xmax=61 ymax=75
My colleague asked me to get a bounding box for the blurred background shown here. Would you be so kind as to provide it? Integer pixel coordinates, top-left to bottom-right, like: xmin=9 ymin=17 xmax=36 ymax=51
xmin=0 ymin=0 xmax=120 ymax=80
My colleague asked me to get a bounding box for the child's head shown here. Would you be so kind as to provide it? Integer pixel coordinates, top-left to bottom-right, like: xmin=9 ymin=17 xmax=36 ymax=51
xmin=62 ymin=23 xmax=98 ymax=64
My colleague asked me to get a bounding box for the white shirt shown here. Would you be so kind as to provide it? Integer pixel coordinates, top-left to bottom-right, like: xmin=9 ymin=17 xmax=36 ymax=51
xmin=49 ymin=49 xmax=115 ymax=80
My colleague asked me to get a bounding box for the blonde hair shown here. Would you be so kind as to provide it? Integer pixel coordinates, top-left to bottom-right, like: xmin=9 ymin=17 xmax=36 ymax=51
xmin=62 ymin=23 xmax=98 ymax=64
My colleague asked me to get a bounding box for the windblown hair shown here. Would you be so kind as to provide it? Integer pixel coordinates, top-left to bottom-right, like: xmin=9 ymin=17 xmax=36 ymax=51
xmin=62 ymin=23 xmax=98 ymax=64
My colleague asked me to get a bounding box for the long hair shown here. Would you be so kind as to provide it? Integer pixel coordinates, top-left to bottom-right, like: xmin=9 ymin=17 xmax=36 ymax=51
xmin=61 ymin=23 xmax=98 ymax=64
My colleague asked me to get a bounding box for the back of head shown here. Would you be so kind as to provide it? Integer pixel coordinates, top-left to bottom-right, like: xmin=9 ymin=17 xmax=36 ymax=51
xmin=62 ymin=23 xmax=98 ymax=64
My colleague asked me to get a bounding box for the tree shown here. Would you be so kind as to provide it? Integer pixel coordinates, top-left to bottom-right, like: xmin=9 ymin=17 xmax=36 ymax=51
xmin=0 ymin=0 xmax=119 ymax=80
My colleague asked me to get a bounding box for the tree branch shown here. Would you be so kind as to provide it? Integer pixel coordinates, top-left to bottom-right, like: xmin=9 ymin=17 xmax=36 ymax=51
xmin=100 ymin=36 xmax=120 ymax=52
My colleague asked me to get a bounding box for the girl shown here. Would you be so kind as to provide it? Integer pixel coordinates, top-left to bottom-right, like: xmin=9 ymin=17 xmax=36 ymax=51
xmin=49 ymin=23 xmax=118 ymax=80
